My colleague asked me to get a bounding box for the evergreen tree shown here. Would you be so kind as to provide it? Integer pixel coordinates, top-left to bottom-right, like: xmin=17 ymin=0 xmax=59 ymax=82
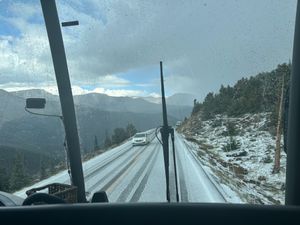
xmin=202 ymin=92 xmax=215 ymax=120
xmin=225 ymin=121 xmax=238 ymax=136
xmin=104 ymin=130 xmax=112 ymax=148
xmin=112 ymin=128 xmax=127 ymax=144
xmin=0 ymin=167 xmax=9 ymax=192
xmin=273 ymin=76 xmax=285 ymax=173
xmin=222 ymin=121 xmax=240 ymax=152
xmin=94 ymin=135 xmax=99 ymax=151
xmin=9 ymin=153 xmax=30 ymax=191
xmin=222 ymin=136 xmax=241 ymax=152
xmin=104 ymin=136 xmax=112 ymax=149
xmin=192 ymin=63 xmax=291 ymax=121
xmin=49 ymin=159 xmax=56 ymax=175
xmin=40 ymin=157 xmax=47 ymax=180
xmin=192 ymin=99 xmax=202 ymax=115
xmin=126 ymin=123 xmax=137 ymax=138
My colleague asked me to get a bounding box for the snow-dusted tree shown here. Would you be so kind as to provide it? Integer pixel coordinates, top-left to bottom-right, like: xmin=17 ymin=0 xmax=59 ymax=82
xmin=273 ymin=76 xmax=285 ymax=173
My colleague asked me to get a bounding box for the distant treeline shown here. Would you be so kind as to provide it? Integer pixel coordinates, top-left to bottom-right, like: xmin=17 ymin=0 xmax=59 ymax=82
xmin=0 ymin=123 xmax=138 ymax=193
xmin=192 ymin=63 xmax=291 ymax=126
xmin=103 ymin=123 xmax=137 ymax=149
xmin=0 ymin=145 xmax=56 ymax=192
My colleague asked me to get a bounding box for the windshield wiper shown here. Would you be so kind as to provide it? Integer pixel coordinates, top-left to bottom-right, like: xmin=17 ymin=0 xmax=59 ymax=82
xmin=159 ymin=61 xmax=179 ymax=202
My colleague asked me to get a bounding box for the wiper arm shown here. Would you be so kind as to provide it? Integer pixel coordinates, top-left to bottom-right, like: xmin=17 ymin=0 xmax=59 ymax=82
xmin=159 ymin=61 xmax=179 ymax=202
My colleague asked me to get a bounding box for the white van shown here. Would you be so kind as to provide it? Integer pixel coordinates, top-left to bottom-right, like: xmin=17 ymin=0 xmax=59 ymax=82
xmin=132 ymin=132 xmax=149 ymax=146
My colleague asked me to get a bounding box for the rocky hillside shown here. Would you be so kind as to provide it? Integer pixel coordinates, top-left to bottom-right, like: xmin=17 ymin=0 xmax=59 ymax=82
xmin=178 ymin=112 xmax=286 ymax=204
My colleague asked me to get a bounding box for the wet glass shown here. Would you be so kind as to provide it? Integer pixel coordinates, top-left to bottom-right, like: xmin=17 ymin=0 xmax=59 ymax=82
xmin=0 ymin=0 xmax=297 ymax=205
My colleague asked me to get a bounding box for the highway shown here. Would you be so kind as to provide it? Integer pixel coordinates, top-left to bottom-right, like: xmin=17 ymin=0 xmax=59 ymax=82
xmin=15 ymin=131 xmax=226 ymax=203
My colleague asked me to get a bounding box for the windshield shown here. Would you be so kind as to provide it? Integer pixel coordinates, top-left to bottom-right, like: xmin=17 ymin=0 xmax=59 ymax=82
xmin=0 ymin=0 xmax=297 ymax=205
xmin=134 ymin=134 xmax=146 ymax=138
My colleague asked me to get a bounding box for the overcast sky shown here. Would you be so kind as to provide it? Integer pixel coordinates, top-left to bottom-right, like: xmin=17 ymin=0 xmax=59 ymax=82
xmin=0 ymin=0 xmax=297 ymax=100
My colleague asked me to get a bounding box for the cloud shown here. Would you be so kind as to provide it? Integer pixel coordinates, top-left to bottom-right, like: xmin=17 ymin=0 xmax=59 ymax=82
xmin=0 ymin=0 xmax=297 ymax=99
xmin=91 ymin=88 xmax=146 ymax=97
xmin=1 ymin=83 xmax=159 ymax=98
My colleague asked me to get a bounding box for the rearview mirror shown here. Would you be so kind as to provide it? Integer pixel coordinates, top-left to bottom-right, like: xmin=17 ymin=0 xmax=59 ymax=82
xmin=26 ymin=98 xmax=46 ymax=109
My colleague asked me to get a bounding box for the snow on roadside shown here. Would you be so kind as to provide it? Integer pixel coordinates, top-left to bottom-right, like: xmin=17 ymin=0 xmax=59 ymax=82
xmin=178 ymin=113 xmax=286 ymax=205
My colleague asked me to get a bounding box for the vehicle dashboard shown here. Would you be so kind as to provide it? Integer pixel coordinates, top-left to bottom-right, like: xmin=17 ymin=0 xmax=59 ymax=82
xmin=1 ymin=203 xmax=300 ymax=225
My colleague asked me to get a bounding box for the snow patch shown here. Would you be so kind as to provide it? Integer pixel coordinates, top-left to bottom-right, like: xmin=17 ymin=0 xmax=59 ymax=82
xmin=178 ymin=113 xmax=286 ymax=205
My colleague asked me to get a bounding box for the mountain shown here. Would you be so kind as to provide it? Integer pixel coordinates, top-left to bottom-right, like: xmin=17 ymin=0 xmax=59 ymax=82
xmin=0 ymin=89 xmax=183 ymax=159
xmin=9 ymin=90 xmax=193 ymax=120
xmin=0 ymin=106 xmax=175 ymax=156
xmin=141 ymin=96 xmax=161 ymax=104
xmin=0 ymin=89 xmax=179 ymax=191
xmin=0 ymin=90 xmax=27 ymax=126
xmin=166 ymin=93 xmax=196 ymax=106
xmin=11 ymin=89 xmax=59 ymax=102
xmin=74 ymin=93 xmax=159 ymax=113
xmin=73 ymin=93 xmax=192 ymax=120
xmin=142 ymin=93 xmax=196 ymax=107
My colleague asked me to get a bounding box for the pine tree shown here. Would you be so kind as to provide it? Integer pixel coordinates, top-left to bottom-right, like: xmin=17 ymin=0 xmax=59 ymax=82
xmin=126 ymin=123 xmax=137 ymax=138
xmin=273 ymin=76 xmax=285 ymax=173
xmin=0 ymin=167 xmax=9 ymax=192
xmin=192 ymin=99 xmax=202 ymax=115
xmin=222 ymin=121 xmax=240 ymax=152
xmin=104 ymin=136 xmax=112 ymax=149
xmin=9 ymin=153 xmax=30 ymax=191
xmin=193 ymin=63 xmax=291 ymax=120
xmin=112 ymin=128 xmax=127 ymax=144
xmin=49 ymin=159 xmax=56 ymax=175
xmin=104 ymin=130 xmax=112 ymax=149
xmin=40 ymin=157 xmax=47 ymax=180
xmin=94 ymin=135 xmax=99 ymax=151
xmin=202 ymin=92 xmax=215 ymax=120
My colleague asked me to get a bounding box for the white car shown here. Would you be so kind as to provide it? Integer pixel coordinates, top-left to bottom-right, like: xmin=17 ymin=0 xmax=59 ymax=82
xmin=132 ymin=133 xmax=149 ymax=146
xmin=175 ymin=121 xmax=181 ymax=127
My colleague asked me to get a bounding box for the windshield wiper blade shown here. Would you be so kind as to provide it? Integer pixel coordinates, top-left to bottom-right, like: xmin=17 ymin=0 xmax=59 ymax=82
xmin=159 ymin=61 xmax=179 ymax=202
